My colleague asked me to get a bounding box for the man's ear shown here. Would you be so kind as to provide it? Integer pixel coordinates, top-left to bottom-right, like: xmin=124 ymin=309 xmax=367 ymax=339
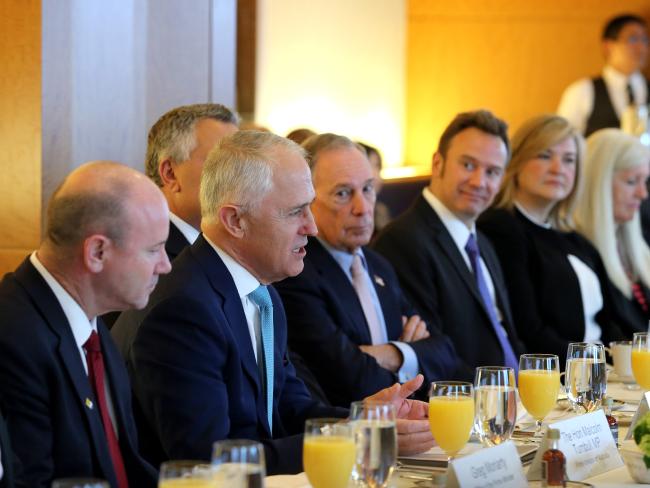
xmin=219 ymin=205 xmax=246 ymax=238
xmin=432 ymin=151 xmax=444 ymax=178
xmin=83 ymin=234 xmax=112 ymax=274
xmin=159 ymin=159 xmax=180 ymax=192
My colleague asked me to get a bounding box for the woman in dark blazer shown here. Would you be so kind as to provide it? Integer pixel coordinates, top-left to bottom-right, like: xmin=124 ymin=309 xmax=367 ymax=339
xmin=478 ymin=115 xmax=625 ymax=363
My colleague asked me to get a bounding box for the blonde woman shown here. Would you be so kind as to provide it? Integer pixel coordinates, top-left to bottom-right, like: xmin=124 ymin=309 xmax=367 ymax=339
xmin=478 ymin=115 xmax=625 ymax=362
xmin=574 ymin=128 xmax=650 ymax=334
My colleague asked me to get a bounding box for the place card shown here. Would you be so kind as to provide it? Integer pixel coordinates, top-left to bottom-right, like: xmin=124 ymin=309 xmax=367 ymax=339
xmin=446 ymin=441 xmax=527 ymax=488
xmin=624 ymin=391 xmax=650 ymax=441
xmin=527 ymin=410 xmax=623 ymax=481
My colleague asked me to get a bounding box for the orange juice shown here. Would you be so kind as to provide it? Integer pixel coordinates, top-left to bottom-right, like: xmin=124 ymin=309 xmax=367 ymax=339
xmin=303 ymin=436 xmax=356 ymax=488
xmin=518 ymin=370 xmax=560 ymax=420
xmin=632 ymin=349 xmax=650 ymax=390
xmin=428 ymin=396 xmax=474 ymax=456
xmin=159 ymin=479 xmax=214 ymax=488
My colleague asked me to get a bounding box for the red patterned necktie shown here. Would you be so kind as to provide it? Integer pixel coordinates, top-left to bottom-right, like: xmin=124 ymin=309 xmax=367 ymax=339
xmin=84 ymin=331 xmax=129 ymax=488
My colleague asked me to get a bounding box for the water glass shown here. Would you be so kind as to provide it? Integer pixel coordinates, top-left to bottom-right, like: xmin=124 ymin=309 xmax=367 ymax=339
xmin=159 ymin=460 xmax=215 ymax=487
xmin=212 ymin=439 xmax=265 ymax=488
xmin=474 ymin=366 xmax=516 ymax=447
xmin=632 ymin=332 xmax=650 ymax=390
xmin=565 ymin=342 xmax=606 ymax=413
xmin=303 ymin=418 xmax=355 ymax=488
xmin=518 ymin=354 xmax=560 ymax=433
xmin=428 ymin=381 xmax=474 ymax=460
xmin=349 ymin=401 xmax=397 ymax=488
xmin=51 ymin=480 xmax=109 ymax=488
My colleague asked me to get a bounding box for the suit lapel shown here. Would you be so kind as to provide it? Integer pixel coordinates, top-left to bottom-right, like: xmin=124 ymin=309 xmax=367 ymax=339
xmin=13 ymin=259 xmax=118 ymax=484
xmin=166 ymin=221 xmax=191 ymax=261
xmin=308 ymin=239 xmax=373 ymax=344
xmin=189 ymin=238 xmax=262 ymax=397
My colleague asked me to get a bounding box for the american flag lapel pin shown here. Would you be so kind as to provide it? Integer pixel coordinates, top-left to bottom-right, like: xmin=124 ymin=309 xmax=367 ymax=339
xmin=374 ymin=275 xmax=385 ymax=287
xmin=85 ymin=398 xmax=94 ymax=410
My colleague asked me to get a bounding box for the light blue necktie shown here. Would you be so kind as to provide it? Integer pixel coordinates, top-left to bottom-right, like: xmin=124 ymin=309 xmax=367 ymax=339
xmin=249 ymin=285 xmax=274 ymax=432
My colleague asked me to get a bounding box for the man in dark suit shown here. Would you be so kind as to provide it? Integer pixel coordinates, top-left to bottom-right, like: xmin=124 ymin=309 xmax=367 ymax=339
xmin=0 ymin=162 xmax=172 ymax=487
xmin=275 ymin=134 xmax=459 ymax=406
xmin=116 ymin=131 xmax=436 ymax=474
xmin=373 ymin=110 xmax=526 ymax=376
xmin=0 ymin=411 xmax=14 ymax=488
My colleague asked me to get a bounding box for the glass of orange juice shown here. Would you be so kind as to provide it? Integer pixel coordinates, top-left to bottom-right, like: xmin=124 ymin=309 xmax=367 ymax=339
xmin=632 ymin=332 xmax=650 ymax=391
xmin=428 ymin=381 xmax=474 ymax=461
xmin=159 ymin=460 xmax=215 ymax=488
xmin=518 ymin=354 xmax=560 ymax=434
xmin=303 ymin=418 xmax=355 ymax=488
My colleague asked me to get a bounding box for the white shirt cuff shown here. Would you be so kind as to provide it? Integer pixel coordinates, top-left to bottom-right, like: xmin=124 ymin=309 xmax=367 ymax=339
xmin=390 ymin=341 xmax=419 ymax=382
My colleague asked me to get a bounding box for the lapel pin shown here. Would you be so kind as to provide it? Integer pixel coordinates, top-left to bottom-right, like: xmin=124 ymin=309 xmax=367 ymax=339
xmin=85 ymin=398 xmax=94 ymax=410
xmin=373 ymin=275 xmax=385 ymax=287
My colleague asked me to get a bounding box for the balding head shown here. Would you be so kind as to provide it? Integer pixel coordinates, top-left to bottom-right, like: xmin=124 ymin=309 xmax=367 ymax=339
xmin=40 ymin=161 xmax=172 ymax=317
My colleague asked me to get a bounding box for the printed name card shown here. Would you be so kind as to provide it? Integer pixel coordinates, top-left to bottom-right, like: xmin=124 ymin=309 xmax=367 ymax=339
xmin=446 ymin=441 xmax=527 ymax=488
xmin=527 ymin=410 xmax=623 ymax=481
xmin=624 ymin=391 xmax=650 ymax=441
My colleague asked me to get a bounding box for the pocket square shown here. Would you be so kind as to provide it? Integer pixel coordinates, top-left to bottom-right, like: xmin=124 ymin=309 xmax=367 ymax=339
xmin=373 ymin=275 xmax=385 ymax=287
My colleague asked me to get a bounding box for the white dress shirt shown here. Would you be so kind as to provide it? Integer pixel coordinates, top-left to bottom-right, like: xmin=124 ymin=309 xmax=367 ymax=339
xmin=169 ymin=212 xmax=200 ymax=244
xmin=29 ymin=252 xmax=119 ymax=436
xmin=318 ymin=238 xmax=419 ymax=382
xmin=422 ymin=188 xmax=501 ymax=321
xmin=203 ymin=236 xmax=262 ymax=362
xmin=557 ymin=66 xmax=648 ymax=135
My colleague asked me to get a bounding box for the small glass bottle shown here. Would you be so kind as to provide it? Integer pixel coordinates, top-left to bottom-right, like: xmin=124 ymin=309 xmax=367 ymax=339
xmin=603 ymin=397 xmax=619 ymax=446
xmin=542 ymin=428 xmax=565 ymax=487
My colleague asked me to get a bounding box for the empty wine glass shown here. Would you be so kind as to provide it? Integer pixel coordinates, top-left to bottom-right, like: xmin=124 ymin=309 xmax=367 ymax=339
xmin=565 ymin=342 xmax=606 ymax=413
xmin=349 ymin=401 xmax=397 ymax=488
xmin=212 ymin=439 xmax=265 ymax=488
xmin=159 ymin=460 xmax=215 ymax=487
xmin=474 ymin=366 xmax=517 ymax=446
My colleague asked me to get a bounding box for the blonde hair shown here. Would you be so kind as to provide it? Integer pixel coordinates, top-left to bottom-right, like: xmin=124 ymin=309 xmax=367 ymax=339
xmin=573 ymin=128 xmax=650 ymax=297
xmin=493 ymin=114 xmax=584 ymax=230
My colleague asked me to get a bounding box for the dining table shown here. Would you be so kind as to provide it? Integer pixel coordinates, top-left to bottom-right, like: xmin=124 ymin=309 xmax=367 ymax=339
xmin=265 ymin=376 xmax=648 ymax=487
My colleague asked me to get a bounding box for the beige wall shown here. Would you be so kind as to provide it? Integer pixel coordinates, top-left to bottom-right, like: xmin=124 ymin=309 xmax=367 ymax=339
xmin=0 ymin=0 xmax=41 ymax=275
xmin=406 ymin=0 xmax=650 ymax=171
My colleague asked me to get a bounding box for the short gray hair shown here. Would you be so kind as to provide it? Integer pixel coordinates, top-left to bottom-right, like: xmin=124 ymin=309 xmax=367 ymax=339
xmin=200 ymin=131 xmax=306 ymax=222
xmin=145 ymin=103 xmax=240 ymax=186
xmin=301 ymin=133 xmax=367 ymax=173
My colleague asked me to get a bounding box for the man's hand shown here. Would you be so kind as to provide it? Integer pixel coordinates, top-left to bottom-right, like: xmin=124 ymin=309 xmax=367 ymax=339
xmin=399 ymin=315 xmax=429 ymax=342
xmin=364 ymin=375 xmax=436 ymax=455
xmin=359 ymin=344 xmax=402 ymax=372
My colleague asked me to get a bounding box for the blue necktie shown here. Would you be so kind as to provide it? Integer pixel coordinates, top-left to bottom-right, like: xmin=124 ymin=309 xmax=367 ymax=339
xmin=465 ymin=234 xmax=519 ymax=373
xmin=249 ymin=285 xmax=274 ymax=432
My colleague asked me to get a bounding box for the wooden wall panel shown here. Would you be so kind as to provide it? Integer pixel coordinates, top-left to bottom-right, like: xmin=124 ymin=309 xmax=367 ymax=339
xmin=406 ymin=0 xmax=650 ymax=169
xmin=0 ymin=0 xmax=41 ymax=274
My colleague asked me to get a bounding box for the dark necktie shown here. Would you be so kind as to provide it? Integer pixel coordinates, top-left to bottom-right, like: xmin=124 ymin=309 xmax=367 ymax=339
xmin=464 ymin=234 xmax=519 ymax=372
xmin=84 ymin=331 xmax=129 ymax=488
xmin=627 ymin=82 xmax=635 ymax=106
xmin=248 ymin=286 xmax=274 ymax=432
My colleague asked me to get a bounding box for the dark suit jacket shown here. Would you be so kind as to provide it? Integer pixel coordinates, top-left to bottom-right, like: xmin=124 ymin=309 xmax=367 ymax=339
xmin=0 ymin=259 xmax=156 ymax=488
xmin=372 ymin=195 xmax=526 ymax=377
xmin=120 ymin=236 xmax=346 ymax=474
xmin=275 ymin=238 xmax=459 ymax=406
xmin=0 ymin=412 xmax=14 ymax=488
xmin=103 ymin=220 xmax=191 ymax=330
xmin=478 ymin=207 xmax=625 ymax=364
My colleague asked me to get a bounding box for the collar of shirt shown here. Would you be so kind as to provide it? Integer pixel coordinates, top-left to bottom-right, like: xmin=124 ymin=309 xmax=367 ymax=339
xmin=316 ymin=237 xmax=366 ymax=281
xmin=513 ymin=201 xmax=552 ymax=229
xmin=603 ymin=65 xmax=646 ymax=96
xmin=422 ymin=187 xmax=476 ymax=255
xmin=203 ymin=235 xmax=260 ymax=299
xmin=29 ymin=252 xmax=97 ymax=352
xmin=169 ymin=212 xmax=200 ymax=245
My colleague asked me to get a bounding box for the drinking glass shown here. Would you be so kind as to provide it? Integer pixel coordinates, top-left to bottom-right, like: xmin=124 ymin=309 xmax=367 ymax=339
xmin=632 ymin=332 xmax=650 ymax=391
xmin=565 ymin=342 xmax=607 ymax=413
xmin=349 ymin=401 xmax=397 ymax=488
xmin=474 ymin=366 xmax=517 ymax=446
xmin=518 ymin=354 xmax=560 ymax=434
xmin=159 ymin=460 xmax=215 ymax=488
xmin=51 ymin=480 xmax=109 ymax=488
xmin=212 ymin=439 xmax=265 ymax=488
xmin=303 ymin=418 xmax=356 ymax=488
xmin=428 ymin=381 xmax=474 ymax=460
